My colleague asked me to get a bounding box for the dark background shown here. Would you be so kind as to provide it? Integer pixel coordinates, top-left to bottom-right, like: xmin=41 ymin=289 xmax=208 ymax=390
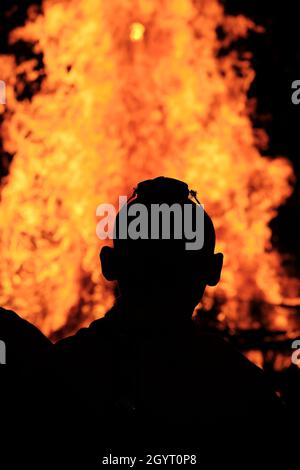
xmin=1 ymin=0 xmax=299 ymax=276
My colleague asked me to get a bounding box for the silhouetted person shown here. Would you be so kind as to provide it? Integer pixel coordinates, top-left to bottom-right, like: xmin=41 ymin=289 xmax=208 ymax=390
xmin=0 ymin=307 xmax=52 ymax=368
xmin=29 ymin=176 xmax=285 ymax=465
xmin=0 ymin=307 xmax=52 ymax=465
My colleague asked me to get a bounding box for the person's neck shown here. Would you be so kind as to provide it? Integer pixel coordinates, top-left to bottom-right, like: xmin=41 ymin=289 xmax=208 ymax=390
xmin=115 ymin=295 xmax=193 ymax=329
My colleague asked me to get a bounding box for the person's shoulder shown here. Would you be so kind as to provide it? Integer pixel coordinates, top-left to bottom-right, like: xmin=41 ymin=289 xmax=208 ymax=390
xmin=52 ymin=314 xmax=114 ymax=361
xmin=192 ymin=324 xmax=282 ymax=408
xmin=0 ymin=306 xmax=19 ymax=320
xmin=0 ymin=306 xmax=52 ymax=365
xmin=191 ymin=324 xmax=273 ymax=386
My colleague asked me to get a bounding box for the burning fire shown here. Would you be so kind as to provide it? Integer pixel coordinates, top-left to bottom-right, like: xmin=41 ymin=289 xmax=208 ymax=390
xmin=0 ymin=0 xmax=297 ymax=338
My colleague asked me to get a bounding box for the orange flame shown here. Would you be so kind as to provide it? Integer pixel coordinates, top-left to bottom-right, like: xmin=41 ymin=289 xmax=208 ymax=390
xmin=0 ymin=0 xmax=296 ymax=337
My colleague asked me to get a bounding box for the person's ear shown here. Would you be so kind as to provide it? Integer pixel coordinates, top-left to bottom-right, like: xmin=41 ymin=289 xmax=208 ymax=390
xmin=100 ymin=246 xmax=118 ymax=281
xmin=207 ymin=252 xmax=223 ymax=286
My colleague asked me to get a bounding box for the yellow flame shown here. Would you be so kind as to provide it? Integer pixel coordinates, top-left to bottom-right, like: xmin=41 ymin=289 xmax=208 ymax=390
xmin=130 ymin=22 xmax=145 ymax=41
